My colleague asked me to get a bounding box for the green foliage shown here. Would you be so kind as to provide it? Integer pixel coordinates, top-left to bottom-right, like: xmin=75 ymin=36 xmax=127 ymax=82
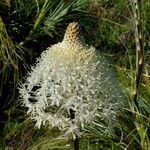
xmin=0 ymin=0 xmax=149 ymax=149
xmin=0 ymin=17 xmax=20 ymax=102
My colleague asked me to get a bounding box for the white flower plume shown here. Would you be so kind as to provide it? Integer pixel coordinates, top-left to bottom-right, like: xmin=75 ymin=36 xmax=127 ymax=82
xmin=19 ymin=22 xmax=125 ymax=138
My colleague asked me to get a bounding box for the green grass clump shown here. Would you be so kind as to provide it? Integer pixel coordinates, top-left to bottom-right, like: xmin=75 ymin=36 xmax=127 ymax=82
xmin=0 ymin=0 xmax=149 ymax=149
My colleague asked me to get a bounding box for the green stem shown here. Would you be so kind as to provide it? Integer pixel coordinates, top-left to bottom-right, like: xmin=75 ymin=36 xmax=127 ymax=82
xmin=19 ymin=0 xmax=52 ymax=46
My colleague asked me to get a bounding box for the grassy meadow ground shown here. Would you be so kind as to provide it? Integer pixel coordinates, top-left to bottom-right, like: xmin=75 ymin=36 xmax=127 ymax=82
xmin=0 ymin=0 xmax=149 ymax=149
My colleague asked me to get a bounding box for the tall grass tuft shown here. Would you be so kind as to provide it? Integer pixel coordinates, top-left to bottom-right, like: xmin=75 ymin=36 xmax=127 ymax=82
xmin=0 ymin=0 xmax=149 ymax=149
xmin=0 ymin=17 xmax=20 ymax=105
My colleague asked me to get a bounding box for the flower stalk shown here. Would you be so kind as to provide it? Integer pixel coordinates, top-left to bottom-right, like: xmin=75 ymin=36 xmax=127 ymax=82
xmin=69 ymin=109 xmax=79 ymax=150
xmin=131 ymin=0 xmax=143 ymax=108
xmin=131 ymin=0 xmax=149 ymax=149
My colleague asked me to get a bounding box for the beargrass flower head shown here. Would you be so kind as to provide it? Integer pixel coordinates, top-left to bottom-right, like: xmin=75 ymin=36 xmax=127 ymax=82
xmin=19 ymin=22 xmax=125 ymax=139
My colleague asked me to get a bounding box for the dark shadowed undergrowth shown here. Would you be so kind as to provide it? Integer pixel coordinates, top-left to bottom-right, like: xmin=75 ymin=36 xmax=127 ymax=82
xmin=0 ymin=0 xmax=149 ymax=149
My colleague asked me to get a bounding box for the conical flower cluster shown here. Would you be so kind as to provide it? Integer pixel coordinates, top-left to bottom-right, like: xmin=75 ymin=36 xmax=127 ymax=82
xmin=19 ymin=22 xmax=124 ymax=138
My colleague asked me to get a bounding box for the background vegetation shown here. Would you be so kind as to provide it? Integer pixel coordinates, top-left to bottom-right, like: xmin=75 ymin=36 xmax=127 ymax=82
xmin=0 ymin=0 xmax=149 ymax=149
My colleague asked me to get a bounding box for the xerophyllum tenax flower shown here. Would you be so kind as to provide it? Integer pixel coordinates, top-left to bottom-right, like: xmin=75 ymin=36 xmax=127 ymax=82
xmin=19 ymin=22 xmax=124 ymax=139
